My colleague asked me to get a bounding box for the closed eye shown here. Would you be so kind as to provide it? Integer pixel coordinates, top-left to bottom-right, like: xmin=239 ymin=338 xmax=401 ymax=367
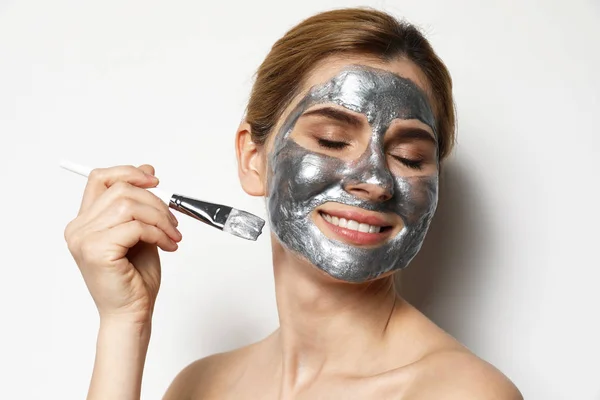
xmin=317 ymin=138 xmax=349 ymax=150
xmin=392 ymin=155 xmax=423 ymax=170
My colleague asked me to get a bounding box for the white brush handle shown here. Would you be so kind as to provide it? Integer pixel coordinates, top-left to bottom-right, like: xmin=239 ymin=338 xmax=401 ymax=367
xmin=59 ymin=159 xmax=174 ymax=205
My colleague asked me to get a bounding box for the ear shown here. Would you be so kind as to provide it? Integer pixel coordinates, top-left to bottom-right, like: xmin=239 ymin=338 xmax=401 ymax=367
xmin=236 ymin=121 xmax=266 ymax=196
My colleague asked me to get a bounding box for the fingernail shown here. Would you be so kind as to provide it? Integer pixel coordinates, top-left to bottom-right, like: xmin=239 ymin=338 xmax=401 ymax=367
xmin=174 ymin=228 xmax=182 ymax=240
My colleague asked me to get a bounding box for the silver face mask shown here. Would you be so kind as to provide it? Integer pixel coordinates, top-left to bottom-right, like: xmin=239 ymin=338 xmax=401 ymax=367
xmin=266 ymin=65 xmax=439 ymax=282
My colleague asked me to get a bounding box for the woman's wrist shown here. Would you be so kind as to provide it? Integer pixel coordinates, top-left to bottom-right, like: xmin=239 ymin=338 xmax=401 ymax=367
xmin=99 ymin=313 xmax=153 ymax=336
xmin=87 ymin=317 xmax=152 ymax=400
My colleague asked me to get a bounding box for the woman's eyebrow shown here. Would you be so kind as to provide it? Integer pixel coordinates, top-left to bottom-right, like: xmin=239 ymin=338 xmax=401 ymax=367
xmin=389 ymin=127 xmax=437 ymax=144
xmin=300 ymin=107 xmax=363 ymax=127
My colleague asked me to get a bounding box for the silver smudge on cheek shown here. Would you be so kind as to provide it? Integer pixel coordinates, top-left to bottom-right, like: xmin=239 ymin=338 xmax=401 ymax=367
xmin=266 ymin=66 xmax=439 ymax=282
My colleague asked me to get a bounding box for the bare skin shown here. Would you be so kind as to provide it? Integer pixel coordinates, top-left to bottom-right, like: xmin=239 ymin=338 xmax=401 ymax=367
xmin=65 ymin=55 xmax=522 ymax=399
xmin=164 ymin=268 xmax=520 ymax=399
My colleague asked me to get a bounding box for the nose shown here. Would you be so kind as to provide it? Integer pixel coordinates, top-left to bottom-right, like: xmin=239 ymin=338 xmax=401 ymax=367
xmin=343 ymin=163 xmax=394 ymax=203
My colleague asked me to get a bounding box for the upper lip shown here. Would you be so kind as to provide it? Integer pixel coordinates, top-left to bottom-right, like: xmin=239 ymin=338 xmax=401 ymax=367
xmin=318 ymin=207 xmax=394 ymax=227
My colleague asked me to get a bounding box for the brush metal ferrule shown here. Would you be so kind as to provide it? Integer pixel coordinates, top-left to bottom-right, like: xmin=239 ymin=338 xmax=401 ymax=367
xmin=169 ymin=194 xmax=232 ymax=230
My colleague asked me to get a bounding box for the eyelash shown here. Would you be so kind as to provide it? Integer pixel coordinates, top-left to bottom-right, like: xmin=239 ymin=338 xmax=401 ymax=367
xmin=392 ymin=156 xmax=423 ymax=170
xmin=317 ymin=138 xmax=349 ymax=150
xmin=317 ymin=139 xmax=424 ymax=170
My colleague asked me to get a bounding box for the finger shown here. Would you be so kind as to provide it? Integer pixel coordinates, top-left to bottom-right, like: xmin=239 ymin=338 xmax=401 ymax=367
xmin=137 ymin=164 xmax=155 ymax=176
xmin=78 ymin=165 xmax=158 ymax=215
xmin=83 ymin=181 xmax=178 ymax=227
xmin=108 ymin=220 xmax=178 ymax=253
xmin=85 ymin=196 xmax=181 ymax=243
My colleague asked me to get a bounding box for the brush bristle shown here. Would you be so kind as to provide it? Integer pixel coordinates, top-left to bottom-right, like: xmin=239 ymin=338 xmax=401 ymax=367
xmin=223 ymin=208 xmax=265 ymax=241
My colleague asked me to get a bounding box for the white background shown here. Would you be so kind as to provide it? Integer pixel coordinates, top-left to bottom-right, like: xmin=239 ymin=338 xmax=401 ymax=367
xmin=1 ymin=0 xmax=599 ymax=399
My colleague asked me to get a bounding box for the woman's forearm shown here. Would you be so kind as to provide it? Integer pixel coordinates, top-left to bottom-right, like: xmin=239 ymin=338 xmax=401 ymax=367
xmin=87 ymin=318 xmax=152 ymax=400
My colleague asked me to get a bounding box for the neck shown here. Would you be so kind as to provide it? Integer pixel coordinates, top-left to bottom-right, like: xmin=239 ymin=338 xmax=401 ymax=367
xmin=269 ymin=236 xmax=400 ymax=389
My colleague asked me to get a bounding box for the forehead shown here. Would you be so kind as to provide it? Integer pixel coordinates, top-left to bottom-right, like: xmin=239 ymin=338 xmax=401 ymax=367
xmin=298 ymin=66 xmax=435 ymax=129
xmin=302 ymin=55 xmax=431 ymax=96
xmin=265 ymin=55 xmax=434 ymax=148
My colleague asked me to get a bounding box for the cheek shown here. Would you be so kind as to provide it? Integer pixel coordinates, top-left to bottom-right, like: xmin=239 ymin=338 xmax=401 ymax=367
xmin=395 ymin=176 xmax=438 ymax=223
xmin=294 ymin=152 xmax=337 ymax=184
xmin=271 ymin=142 xmax=344 ymax=200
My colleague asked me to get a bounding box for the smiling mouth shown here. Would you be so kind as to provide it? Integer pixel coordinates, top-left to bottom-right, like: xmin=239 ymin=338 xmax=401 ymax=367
xmin=317 ymin=210 xmax=395 ymax=246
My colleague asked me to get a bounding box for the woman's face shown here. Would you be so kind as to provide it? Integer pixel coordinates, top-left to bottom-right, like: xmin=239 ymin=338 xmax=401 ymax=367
xmin=259 ymin=56 xmax=439 ymax=282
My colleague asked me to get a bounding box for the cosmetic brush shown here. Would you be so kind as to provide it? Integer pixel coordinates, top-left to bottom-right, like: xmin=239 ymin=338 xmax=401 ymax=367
xmin=59 ymin=159 xmax=265 ymax=241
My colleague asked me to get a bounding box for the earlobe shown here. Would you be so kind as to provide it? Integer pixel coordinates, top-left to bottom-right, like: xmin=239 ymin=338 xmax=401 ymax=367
xmin=236 ymin=121 xmax=266 ymax=196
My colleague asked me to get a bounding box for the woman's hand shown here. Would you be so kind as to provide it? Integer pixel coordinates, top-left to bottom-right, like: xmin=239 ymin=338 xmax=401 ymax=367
xmin=64 ymin=164 xmax=182 ymax=325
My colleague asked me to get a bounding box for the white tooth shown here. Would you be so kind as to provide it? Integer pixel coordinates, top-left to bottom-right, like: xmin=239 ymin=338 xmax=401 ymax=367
xmin=332 ymin=216 xmax=339 ymax=225
xmin=358 ymin=223 xmax=370 ymax=233
xmin=369 ymin=225 xmax=381 ymax=233
xmin=347 ymin=220 xmax=359 ymax=231
xmin=339 ymin=218 xmax=348 ymax=228
xmin=324 ymin=213 xmax=331 ymax=222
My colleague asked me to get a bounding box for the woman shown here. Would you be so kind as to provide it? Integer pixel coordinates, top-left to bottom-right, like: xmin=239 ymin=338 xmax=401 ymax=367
xmin=64 ymin=8 xmax=522 ymax=399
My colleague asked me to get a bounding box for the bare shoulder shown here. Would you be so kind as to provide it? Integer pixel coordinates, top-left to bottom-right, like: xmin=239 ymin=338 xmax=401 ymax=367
xmin=403 ymin=349 xmax=522 ymax=400
xmin=381 ymin=300 xmax=521 ymax=399
xmin=162 ymin=344 xmax=255 ymax=400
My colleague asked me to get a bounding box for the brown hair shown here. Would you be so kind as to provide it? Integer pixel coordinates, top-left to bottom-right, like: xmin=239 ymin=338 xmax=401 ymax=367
xmin=245 ymin=7 xmax=456 ymax=160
